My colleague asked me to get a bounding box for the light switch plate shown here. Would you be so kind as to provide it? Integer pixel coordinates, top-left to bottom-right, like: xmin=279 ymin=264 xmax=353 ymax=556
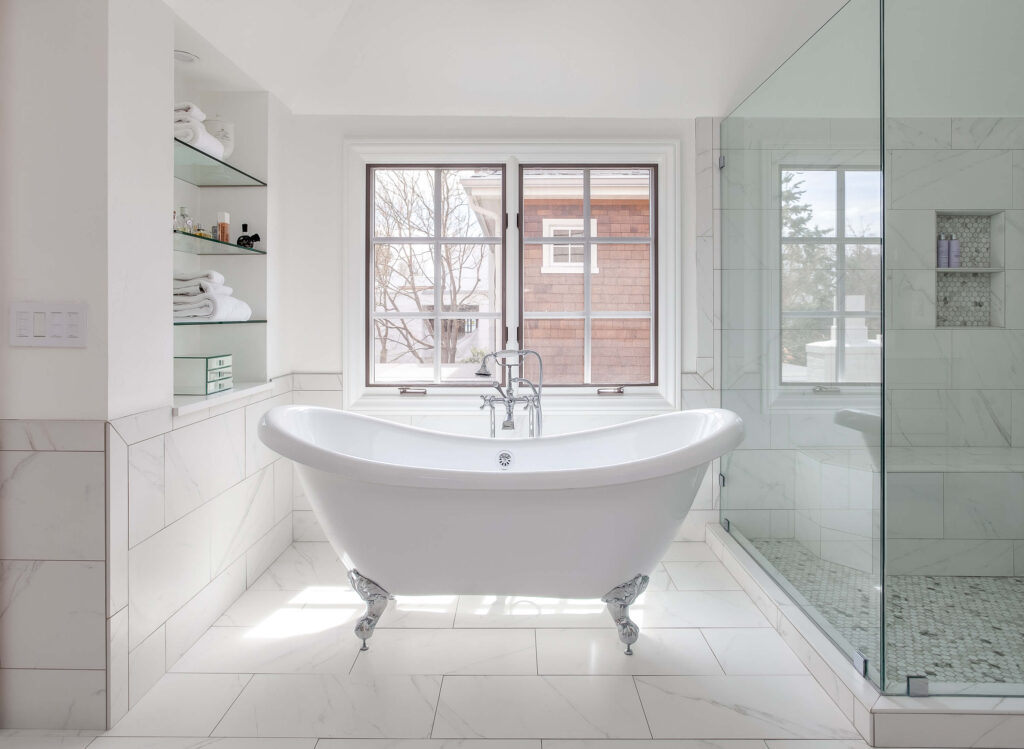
xmin=9 ymin=302 xmax=87 ymax=347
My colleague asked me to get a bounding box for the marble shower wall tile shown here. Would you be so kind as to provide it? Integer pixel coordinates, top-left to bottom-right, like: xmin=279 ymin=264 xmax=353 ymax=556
xmin=886 ymin=118 xmax=952 ymax=149
xmin=889 ymin=269 xmax=935 ymax=329
xmin=886 ymin=472 xmax=943 ymax=539
xmin=210 ymin=466 xmax=275 ymax=575
xmin=245 ymin=393 xmax=293 ymax=476
xmin=950 ymin=330 xmax=1024 ymax=389
xmin=943 ymin=472 xmax=1024 ymax=539
xmin=722 ymin=449 xmax=796 ymax=511
xmin=0 ymin=420 xmax=105 ymax=451
xmin=952 ymin=117 xmax=1024 ymax=149
xmin=128 ymin=434 xmax=164 ymax=547
xmin=163 ymin=409 xmax=245 ymax=525
xmin=107 ymin=426 xmax=128 ymax=616
xmin=0 ymin=451 xmax=105 ymax=560
xmin=890 ymin=149 xmax=1012 ymax=209
xmin=0 ymin=668 xmax=106 ymax=729
xmin=886 ymin=538 xmax=1013 ymax=576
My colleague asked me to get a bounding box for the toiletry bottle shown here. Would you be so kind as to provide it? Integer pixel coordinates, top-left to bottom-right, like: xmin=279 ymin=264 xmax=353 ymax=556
xmin=179 ymin=206 xmax=193 ymax=234
xmin=937 ymin=233 xmax=949 ymax=268
xmin=217 ymin=211 xmax=230 ymax=243
xmin=949 ymin=233 xmax=961 ymax=268
xmin=236 ymin=224 xmax=261 ymax=248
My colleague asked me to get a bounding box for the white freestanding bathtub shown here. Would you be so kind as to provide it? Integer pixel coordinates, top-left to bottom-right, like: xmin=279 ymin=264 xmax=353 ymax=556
xmin=258 ymin=406 xmax=743 ymax=653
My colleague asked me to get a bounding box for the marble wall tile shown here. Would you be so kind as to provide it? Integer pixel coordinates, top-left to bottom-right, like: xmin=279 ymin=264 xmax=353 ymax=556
xmin=245 ymin=393 xmax=293 ymax=477
xmin=820 ymin=527 xmax=873 ymax=573
xmin=0 ymin=420 xmax=105 ymax=451
xmin=886 ymin=118 xmax=952 ymax=149
xmin=674 ymin=510 xmax=718 ymax=542
xmin=886 ymin=472 xmax=943 ymax=539
xmin=945 ymin=390 xmax=1012 ymax=447
xmin=128 ymin=434 xmax=164 ymax=547
xmin=721 ymin=330 xmax=776 ymax=390
xmin=950 ymin=330 xmax=1024 ymax=389
xmin=1003 ymin=270 xmax=1024 ymax=329
xmin=292 ymin=510 xmax=327 ymax=542
xmin=884 ymin=330 xmax=952 ymax=389
xmin=273 ymin=459 xmax=293 ymax=524
xmin=721 ymin=270 xmax=776 ymax=330
xmin=889 ymin=269 xmax=935 ymax=329
xmin=721 ymin=390 xmax=771 ymax=449
xmin=164 ymin=557 xmax=245 ymax=667
xmin=886 ymin=538 xmax=1013 ymax=575
xmin=722 ymin=117 xmax=831 ymax=149
xmin=107 ymin=426 xmax=128 ymax=615
xmin=720 ymin=149 xmax=769 ymax=211
xmin=291 ymin=391 xmax=345 ymax=409
xmin=291 ymin=373 xmax=344 ymax=391
xmin=720 ymin=210 xmax=780 ymax=269
xmin=721 ymin=510 xmax=772 ymax=539
xmin=695 ymin=117 xmax=714 ymax=238
xmin=0 ymin=560 xmax=105 ymax=669
xmin=0 ymin=669 xmax=105 ymax=729
xmin=163 ymin=409 xmax=244 ymax=525
xmin=128 ymin=625 xmax=164 ymax=709
xmin=1005 ymin=210 xmax=1024 ymax=268
xmin=109 ymin=407 xmax=172 ymax=447
xmin=952 ymin=117 xmax=1024 ymax=149
xmin=210 ymin=466 xmax=274 ymax=576
xmin=829 ymin=117 xmax=881 ymax=148
xmin=943 ymin=472 xmax=1024 ymax=539
xmin=1016 ymin=541 xmax=1024 ymax=575
xmin=128 ymin=503 xmax=212 ymax=649
xmin=1013 ymin=391 xmax=1024 ymax=447
xmin=873 ymin=711 xmax=1024 ymax=748
xmin=246 ymin=515 xmax=293 ymax=587
xmin=890 ymin=149 xmax=1012 ymax=210
xmin=107 ymin=607 xmax=128 ymax=727
xmin=0 ymin=451 xmax=105 ymax=561
xmin=722 ymin=449 xmax=796 ymax=510
xmin=697 ymin=236 xmax=714 ymax=358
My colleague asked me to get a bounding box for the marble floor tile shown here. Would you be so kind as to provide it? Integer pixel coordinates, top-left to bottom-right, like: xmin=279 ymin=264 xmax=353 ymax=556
xmin=455 ymin=596 xmax=611 ymax=629
xmin=699 ymin=629 xmax=807 ymax=675
xmin=764 ymin=741 xmax=868 ymax=749
xmin=90 ymin=740 xmax=316 ymax=748
xmin=169 ymin=625 xmax=358 ymax=674
xmin=663 ymin=562 xmax=742 ymax=591
xmin=536 ymin=629 xmax=723 ymax=676
xmin=545 ymin=742 xmax=769 ymax=749
xmin=634 ymin=675 xmax=859 ymax=739
xmin=350 ymin=629 xmax=536 ymax=675
xmin=629 ymin=592 xmax=770 ymax=628
xmin=215 ymin=589 xmax=306 ymax=626
xmin=660 ymin=543 xmax=719 ymax=563
xmin=317 ymin=742 xmax=540 ymax=748
xmin=432 ymin=675 xmax=650 ymax=739
xmin=104 ymin=673 xmax=252 ymax=736
xmin=212 ymin=674 xmax=441 ymax=738
xmin=249 ymin=543 xmax=350 ymax=590
xmin=0 ymin=732 xmax=97 ymax=749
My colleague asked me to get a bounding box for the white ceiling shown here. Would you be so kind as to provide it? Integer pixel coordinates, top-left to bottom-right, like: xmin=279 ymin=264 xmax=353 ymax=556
xmin=165 ymin=0 xmax=849 ymax=118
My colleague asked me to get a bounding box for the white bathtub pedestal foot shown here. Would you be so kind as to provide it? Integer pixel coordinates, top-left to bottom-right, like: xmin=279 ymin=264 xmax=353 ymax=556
xmin=602 ymin=573 xmax=650 ymax=655
xmin=348 ymin=569 xmax=391 ymax=651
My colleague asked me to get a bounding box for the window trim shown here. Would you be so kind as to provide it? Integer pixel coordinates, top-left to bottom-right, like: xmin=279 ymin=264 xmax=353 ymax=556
xmin=365 ymin=163 xmax=507 ymax=388
xmin=342 ymin=140 xmax=681 ymax=412
xmin=520 ymin=164 xmax=658 ymax=387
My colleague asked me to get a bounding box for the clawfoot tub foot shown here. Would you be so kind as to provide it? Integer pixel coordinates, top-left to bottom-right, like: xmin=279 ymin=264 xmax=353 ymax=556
xmin=348 ymin=570 xmax=392 ymax=651
xmin=602 ymin=574 xmax=649 ymax=655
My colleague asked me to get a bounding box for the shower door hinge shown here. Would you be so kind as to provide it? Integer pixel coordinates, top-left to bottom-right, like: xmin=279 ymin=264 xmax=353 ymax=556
xmin=719 ymin=472 xmax=726 ymax=488
xmin=907 ymin=676 xmax=929 ymax=697
xmin=721 ymin=517 xmax=730 ymax=532
xmin=853 ymin=650 xmax=868 ymax=678
xmin=718 ymin=154 xmax=726 ymax=169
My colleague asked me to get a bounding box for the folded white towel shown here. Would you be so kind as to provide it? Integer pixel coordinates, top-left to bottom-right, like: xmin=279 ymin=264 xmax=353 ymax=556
xmin=175 ymin=121 xmax=224 ymax=160
xmin=173 ymin=101 xmax=206 ymax=121
xmin=174 ymin=270 xmax=226 ymax=285
xmin=174 ymin=112 xmax=203 ymax=125
xmin=173 ymin=281 xmax=233 ymax=297
xmin=173 ymin=293 xmax=252 ymax=322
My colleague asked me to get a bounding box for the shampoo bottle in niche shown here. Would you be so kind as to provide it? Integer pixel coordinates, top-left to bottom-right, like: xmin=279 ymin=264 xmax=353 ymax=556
xmin=937 ymin=233 xmax=949 ymax=267
xmin=949 ymin=233 xmax=961 ymax=268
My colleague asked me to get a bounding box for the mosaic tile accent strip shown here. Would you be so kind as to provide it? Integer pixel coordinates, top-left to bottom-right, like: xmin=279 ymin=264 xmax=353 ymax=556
xmin=936 ymin=271 xmax=993 ymax=327
xmin=936 ymin=214 xmax=991 ymax=267
xmin=751 ymin=538 xmax=1024 ymax=688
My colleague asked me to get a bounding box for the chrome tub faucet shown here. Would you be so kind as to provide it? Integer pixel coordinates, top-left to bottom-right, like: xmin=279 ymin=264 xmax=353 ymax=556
xmin=476 ymin=349 xmax=543 ymax=438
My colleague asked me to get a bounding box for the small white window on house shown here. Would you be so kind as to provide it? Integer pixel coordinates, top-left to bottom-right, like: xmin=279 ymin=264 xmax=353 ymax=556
xmin=541 ymin=219 xmax=599 ymax=273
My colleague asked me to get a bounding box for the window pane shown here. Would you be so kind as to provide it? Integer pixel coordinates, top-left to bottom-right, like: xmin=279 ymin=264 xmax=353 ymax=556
xmin=441 ymin=169 xmax=502 ymax=238
xmin=439 ymin=244 xmax=501 ymax=313
xmin=523 ymin=242 xmax=584 ymax=312
xmin=592 ymin=244 xmax=651 ymax=312
xmin=844 ymin=243 xmax=882 ymax=313
xmin=781 ymin=169 xmax=836 ymax=237
xmin=843 ymin=316 xmax=882 ymax=383
xmin=782 ymin=243 xmax=837 ymax=312
xmin=592 ymin=319 xmax=652 ymax=383
xmin=592 ymin=168 xmax=652 ymax=237
xmin=373 ymin=169 xmax=434 ymax=237
xmin=373 ymin=318 xmax=435 ymax=382
xmin=782 ymin=318 xmax=836 ymax=383
xmin=373 ymin=244 xmax=434 ymax=314
xmin=844 ymin=170 xmax=882 ymax=238
xmin=438 ymin=318 xmax=500 ymax=382
xmin=522 ymin=169 xmax=583 ymax=238
xmin=523 ymin=318 xmax=584 ymax=384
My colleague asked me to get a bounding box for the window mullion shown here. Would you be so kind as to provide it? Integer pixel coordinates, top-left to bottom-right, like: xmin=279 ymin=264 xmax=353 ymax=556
xmin=583 ymin=168 xmax=593 ymax=384
xmin=836 ymin=167 xmax=847 ymax=383
xmin=433 ymin=168 xmax=443 ymax=384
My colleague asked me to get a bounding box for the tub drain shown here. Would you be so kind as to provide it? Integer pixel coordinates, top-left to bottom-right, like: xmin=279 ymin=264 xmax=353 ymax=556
xmin=497 ymin=450 xmax=513 ymax=470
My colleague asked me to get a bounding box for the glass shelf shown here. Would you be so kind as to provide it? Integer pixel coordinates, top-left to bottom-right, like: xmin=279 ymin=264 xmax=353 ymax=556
xmin=174 ymin=319 xmax=267 ymax=326
xmin=935 ymin=267 xmax=1002 ymax=272
xmin=173 ymin=139 xmax=267 ymax=187
xmin=173 ymin=231 xmax=266 ymax=256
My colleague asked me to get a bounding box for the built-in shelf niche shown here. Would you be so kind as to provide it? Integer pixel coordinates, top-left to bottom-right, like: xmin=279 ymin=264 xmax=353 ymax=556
xmin=935 ymin=211 xmax=1005 ymax=328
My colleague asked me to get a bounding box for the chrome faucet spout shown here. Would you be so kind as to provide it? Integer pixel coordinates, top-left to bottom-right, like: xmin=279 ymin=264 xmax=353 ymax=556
xmin=476 ymin=349 xmax=544 ymax=438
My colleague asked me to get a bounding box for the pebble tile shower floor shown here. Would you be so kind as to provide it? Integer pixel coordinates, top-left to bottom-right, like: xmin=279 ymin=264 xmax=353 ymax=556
xmin=0 ymin=541 xmax=880 ymax=748
xmin=752 ymin=538 xmax=1024 ymax=689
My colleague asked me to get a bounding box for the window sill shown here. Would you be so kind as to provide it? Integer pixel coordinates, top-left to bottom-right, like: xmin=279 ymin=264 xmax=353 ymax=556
xmin=348 ymin=388 xmax=674 ymax=416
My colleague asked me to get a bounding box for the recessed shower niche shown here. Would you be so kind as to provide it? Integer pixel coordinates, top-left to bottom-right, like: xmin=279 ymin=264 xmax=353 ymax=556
xmin=935 ymin=211 xmax=1005 ymax=328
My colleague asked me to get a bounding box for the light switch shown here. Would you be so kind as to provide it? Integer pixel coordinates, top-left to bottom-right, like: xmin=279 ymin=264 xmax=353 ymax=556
xmin=32 ymin=312 xmax=46 ymax=337
xmin=9 ymin=303 xmax=87 ymax=347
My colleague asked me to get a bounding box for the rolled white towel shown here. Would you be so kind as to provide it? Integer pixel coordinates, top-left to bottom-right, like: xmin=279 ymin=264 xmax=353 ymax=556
xmin=174 ymin=270 xmax=225 ymax=285
xmin=173 ymin=101 xmax=206 ymax=121
xmin=173 ymin=281 xmax=233 ymax=298
xmin=174 ymin=120 xmax=225 ymax=160
xmin=172 ymin=293 xmax=252 ymax=322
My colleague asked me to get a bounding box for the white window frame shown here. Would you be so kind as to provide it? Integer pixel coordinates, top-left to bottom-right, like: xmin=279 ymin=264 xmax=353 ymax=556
xmin=541 ymin=218 xmax=599 ymax=274
xmin=342 ymin=140 xmax=682 ymax=414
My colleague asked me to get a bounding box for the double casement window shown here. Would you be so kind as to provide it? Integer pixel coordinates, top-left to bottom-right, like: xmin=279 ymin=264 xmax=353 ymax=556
xmin=367 ymin=163 xmax=657 ymax=388
xmin=779 ymin=166 xmax=882 ymax=385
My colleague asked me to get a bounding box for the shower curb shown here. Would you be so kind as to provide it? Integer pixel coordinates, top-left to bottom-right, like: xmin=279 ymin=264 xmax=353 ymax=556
xmin=705 ymin=523 xmax=1024 ymax=748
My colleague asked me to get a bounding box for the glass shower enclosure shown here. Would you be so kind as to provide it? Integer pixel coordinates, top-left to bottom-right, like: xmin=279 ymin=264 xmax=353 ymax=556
xmin=720 ymin=0 xmax=1024 ymax=695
